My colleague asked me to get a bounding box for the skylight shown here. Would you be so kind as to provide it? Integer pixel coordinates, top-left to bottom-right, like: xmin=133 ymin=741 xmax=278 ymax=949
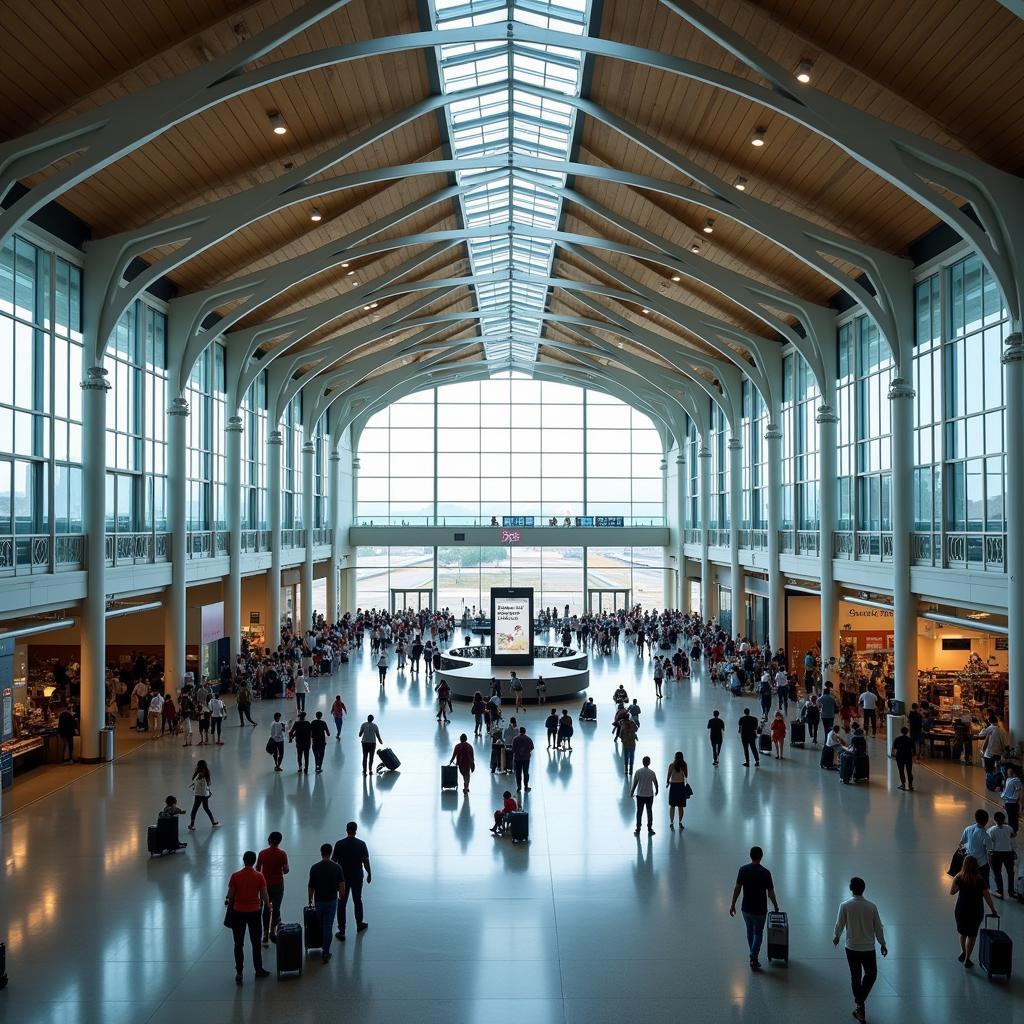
xmin=429 ymin=0 xmax=592 ymax=370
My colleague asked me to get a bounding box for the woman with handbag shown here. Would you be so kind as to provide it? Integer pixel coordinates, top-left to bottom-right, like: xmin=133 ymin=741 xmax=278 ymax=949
xmin=666 ymin=751 xmax=691 ymax=830
xmin=950 ymin=855 xmax=996 ymax=967
xmin=188 ymin=760 xmax=220 ymax=830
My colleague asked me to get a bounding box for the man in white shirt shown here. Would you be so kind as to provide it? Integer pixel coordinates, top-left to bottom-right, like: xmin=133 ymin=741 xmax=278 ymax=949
xmin=1001 ymin=765 xmax=1020 ymax=835
xmin=147 ymin=692 xmax=163 ymax=739
xmin=961 ymin=809 xmax=994 ymax=886
xmin=629 ymin=755 xmax=660 ymax=836
xmin=987 ymin=811 xmax=1016 ymax=898
xmin=833 ymin=876 xmax=887 ymax=1024
xmin=857 ymin=689 xmax=879 ymax=736
xmin=209 ymin=695 xmax=226 ymax=745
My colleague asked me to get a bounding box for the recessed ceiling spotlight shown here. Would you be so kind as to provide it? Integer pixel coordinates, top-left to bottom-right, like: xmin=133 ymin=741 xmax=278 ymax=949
xmin=671 ymin=275 xmax=681 ymax=282
xmin=734 ymin=176 xmax=747 ymax=191
xmin=363 ymin=305 xmax=372 ymax=311
xmin=369 ymin=302 xmax=378 ymax=309
xmin=796 ymin=59 xmax=813 ymax=83
xmin=268 ymin=111 xmax=287 ymax=135
xmin=751 ymin=128 xmax=766 ymax=147
xmin=350 ymin=279 xmax=357 ymax=286
xmin=309 ymin=207 xmax=322 ymax=222
xmin=703 ymin=217 xmax=715 ymax=234
xmin=690 ymin=242 xmax=701 ymax=254
xmin=346 ymin=270 xmax=355 ymax=276
xmin=641 ymin=308 xmax=650 ymax=314
xmin=341 ymin=262 xmax=350 ymax=268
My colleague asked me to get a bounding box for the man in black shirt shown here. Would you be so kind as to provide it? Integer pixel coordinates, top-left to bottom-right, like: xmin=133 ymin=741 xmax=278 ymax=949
xmin=707 ymin=709 xmax=725 ymax=766
xmin=289 ymin=712 xmax=312 ymax=773
xmin=891 ymin=725 xmax=915 ymax=791
xmin=738 ymin=708 xmax=761 ymax=767
xmin=729 ymin=846 xmax=779 ymax=971
xmin=307 ymin=843 xmax=345 ymax=963
xmin=332 ymin=821 xmax=372 ymax=941
xmin=310 ymin=712 xmax=331 ymax=773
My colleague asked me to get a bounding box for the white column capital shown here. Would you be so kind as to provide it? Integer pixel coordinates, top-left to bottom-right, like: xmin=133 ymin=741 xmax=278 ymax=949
xmin=697 ymin=447 xmax=713 ymax=459
xmin=1001 ymin=332 xmax=1024 ymax=363
xmin=301 ymin=441 xmax=316 ymax=455
xmin=727 ymin=437 xmax=742 ymax=451
xmin=81 ymin=365 xmax=111 ymax=392
xmin=660 ymin=459 xmax=668 ymax=471
xmin=815 ymin=404 xmax=839 ymax=424
xmin=166 ymin=396 xmax=189 ymax=416
xmin=675 ymin=454 xmax=686 ymax=465
xmin=267 ymin=430 xmax=283 ymax=446
xmin=764 ymin=424 xmax=782 ymax=440
xmin=225 ymin=414 xmax=243 ymax=433
xmin=887 ymin=376 xmax=916 ymax=401
xmin=352 ymin=457 xmax=361 ymax=471
xmin=329 ymin=450 xmax=341 ymax=463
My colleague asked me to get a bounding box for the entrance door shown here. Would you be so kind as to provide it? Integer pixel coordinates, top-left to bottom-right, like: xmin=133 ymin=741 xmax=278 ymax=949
xmin=588 ymin=589 xmax=630 ymax=614
xmin=391 ymin=589 xmax=434 ymax=614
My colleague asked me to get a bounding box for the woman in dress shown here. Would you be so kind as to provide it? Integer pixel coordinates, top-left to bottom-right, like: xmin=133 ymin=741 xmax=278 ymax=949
xmin=666 ymin=751 xmax=689 ymax=830
xmin=770 ymin=711 xmax=787 ymax=760
xmin=950 ymin=855 xmax=996 ymax=967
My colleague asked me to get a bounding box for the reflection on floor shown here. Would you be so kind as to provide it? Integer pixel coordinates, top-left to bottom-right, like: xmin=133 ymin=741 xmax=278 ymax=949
xmin=0 ymin=636 xmax=1019 ymax=1024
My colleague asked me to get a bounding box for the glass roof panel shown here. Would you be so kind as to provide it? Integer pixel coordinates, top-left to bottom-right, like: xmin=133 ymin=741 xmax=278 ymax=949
xmin=429 ymin=0 xmax=592 ymax=369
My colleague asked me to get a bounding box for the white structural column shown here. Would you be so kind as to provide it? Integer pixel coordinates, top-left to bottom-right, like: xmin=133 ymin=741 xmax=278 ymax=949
xmin=698 ymin=444 xmax=713 ymax=620
xmin=342 ymin=456 xmax=360 ymax=612
xmin=1003 ymin=329 xmax=1024 ymax=740
xmin=224 ymin=415 xmax=243 ymax=668
xmin=266 ymin=430 xmax=283 ymax=650
xmin=676 ymin=453 xmax=686 ymax=609
xmin=817 ymin=404 xmax=840 ymax=679
xmin=301 ymin=440 xmax=316 ymax=629
xmin=79 ymin=367 xmax=110 ymax=761
xmin=165 ymin=396 xmax=189 ymax=699
xmin=889 ymin=376 xmax=917 ymax=707
xmin=727 ymin=436 xmax=743 ymax=638
xmin=661 ymin=458 xmax=674 ymax=608
xmin=327 ymin=450 xmax=341 ymax=625
xmin=765 ymin=422 xmax=784 ymax=653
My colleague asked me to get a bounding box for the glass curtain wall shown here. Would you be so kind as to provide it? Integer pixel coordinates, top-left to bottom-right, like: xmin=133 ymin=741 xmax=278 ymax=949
xmin=241 ymin=372 xmax=268 ymax=531
xmin=741 ymin=381 xmax=767 ymax=532
xmin=780 ymin=352 xmax=820 ymax=547
xmin=357 ymin=374 xmax=663 ymax=524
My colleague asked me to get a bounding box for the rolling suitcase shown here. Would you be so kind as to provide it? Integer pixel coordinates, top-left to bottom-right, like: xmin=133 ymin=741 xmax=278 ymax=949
xmin=820 ymin=745 xmax=835 ymax=769
xmin=765 ymin=911 xmax=789 ymax=964
xmin=441 ymin=764 xmax=459 ymax=790
xmin=376 ymin=747 xmax=400 ymax=772
xmin=758 ymin=733 xmax=772 ymax=754
xmin=978 ymin=914 xmax=1012 ymax=980
xmin=789 ymin=721 xmax=805 ymax=746
xmin=507 ymin=810 xmax=529 ymax=844
xmin=147 ymin=826 xmax=162 ymax=856
xmin=303 ymin=906 xmax=322 ymax=952
xmin=854 ymin=753 xmax=870 ymax=782
xmin=275 ymin=923 xmax=303 ymax=978
xmin=839 ymin=749 xmax=856 ymax=783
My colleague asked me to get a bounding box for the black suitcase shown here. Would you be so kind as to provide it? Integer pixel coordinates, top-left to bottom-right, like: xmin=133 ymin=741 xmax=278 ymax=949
xmin=765 ymin=911 xmax=789 ymax=964
xmin=303 ymin=906 xmax=322 ymax=952
xmin=820 ymin=745 xmax=835 ymax=769
xmin=854 ymin=753 xmax=870 ymax=781
xmin=0 ymin=940 xmax=6 ymax=989
xmin=979 ymin=914 xmax=1012 ymax=980
xmin=147 ymin=826 xmax=162 ymax=856
xmin=790 ymin=721 xmax=805 ymax=745
xmin=276 ymin=923 xmax=303 ymax=977
xmin=758 ymin=733 xmax=772 ymax=754
xmin=441 ymin=764 xmax=459 ymax=790
xmin=839 ymin=749 xmax=856 ymax=783
xmin=507 ymin=810 xmax=529 ymax=844
xmin=376 ymin=747 xmax=400 ymax=772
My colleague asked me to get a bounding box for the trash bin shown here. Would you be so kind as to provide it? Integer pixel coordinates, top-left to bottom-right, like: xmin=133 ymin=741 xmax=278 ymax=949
xmin=886 ymin=714 xmax=905 ymax=757
xmin=99 ymin=726 xmax=115 ymax=763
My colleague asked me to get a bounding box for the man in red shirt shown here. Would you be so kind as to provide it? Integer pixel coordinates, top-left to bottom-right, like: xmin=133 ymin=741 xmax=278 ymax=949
xmin=256 ymin=831 xmax=290 ymax=945
xmin=449 ymin=733 xmax=476 ymax=792
xmin=226 ymin=850 xmax=270 ymax=984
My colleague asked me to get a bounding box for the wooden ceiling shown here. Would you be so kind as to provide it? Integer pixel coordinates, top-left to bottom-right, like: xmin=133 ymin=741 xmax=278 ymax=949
xmin=1 ymin=0 xmax=1021 ymax=408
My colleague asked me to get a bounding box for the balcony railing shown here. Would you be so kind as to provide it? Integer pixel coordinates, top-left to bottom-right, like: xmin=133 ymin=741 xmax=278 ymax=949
xmin=187 ymin=531 xmax=212 ymax=558
xmin=0 ymin=533 xmax=85 ymax=576
xmin=105 ymin=531 xmax=170 ymax=566
xmin=311 ymin=527 xmax=332 ymax=546
xmin=683 ymin=528 xmax=703 ymax=545
xmin=708 ymin=529 xmax=730 ymax=548
xmin=214 ymin=530 xmax=229 ymax=556
xmin=353 ymin=515 xmax=668 ymax=528
xmin=281 ymin=528 xmax=297 ymax=548
xmin=833 ymin=531 xmax=853 ymax=558
xmin=855 ymin=532 xmax=894 ymax=561
xmin=796 ymin=531 xmax=820 ymax=556
xmin=945 ymin=532 xmax=1005 ymax=572
xmin=779 ymin=530 xmax=795 ymax=554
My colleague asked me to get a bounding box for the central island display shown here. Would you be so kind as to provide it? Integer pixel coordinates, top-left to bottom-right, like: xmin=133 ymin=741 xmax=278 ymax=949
xmin=440 ymin=586 xmax=589 ymax=700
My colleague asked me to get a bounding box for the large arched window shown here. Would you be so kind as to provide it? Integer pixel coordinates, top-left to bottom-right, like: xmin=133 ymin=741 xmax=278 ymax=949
xmin=356 ymin=373 xmax=664 ymax=525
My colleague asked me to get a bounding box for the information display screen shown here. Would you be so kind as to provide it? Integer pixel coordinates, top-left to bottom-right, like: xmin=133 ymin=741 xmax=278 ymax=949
xmin=490 ymin=587 xmax=535 ymax=666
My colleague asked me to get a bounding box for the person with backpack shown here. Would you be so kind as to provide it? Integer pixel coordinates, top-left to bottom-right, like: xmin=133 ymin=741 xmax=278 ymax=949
xmin=188 ymin=760 xmax=219 ymax=830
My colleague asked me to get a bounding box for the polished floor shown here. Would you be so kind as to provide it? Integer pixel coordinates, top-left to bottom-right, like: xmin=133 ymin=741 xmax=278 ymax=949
xmin=1 ymin=637 xmax=1020 ymax=1024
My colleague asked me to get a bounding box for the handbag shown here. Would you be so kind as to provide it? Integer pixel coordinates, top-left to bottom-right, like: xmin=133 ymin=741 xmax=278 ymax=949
xmin=223 ymin=899 xmax=235 ymax=929
xmin=683 ymin=783 xmax=694 ymax=800
xmin=265 ymin=737 xmax=276 ymax=755
xmin=947 ymin=846 xmax=966 ymax=878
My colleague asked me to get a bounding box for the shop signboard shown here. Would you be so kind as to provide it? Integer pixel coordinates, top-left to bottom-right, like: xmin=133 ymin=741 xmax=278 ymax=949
xmin=490 ymin=587 xmax=534 ymax=666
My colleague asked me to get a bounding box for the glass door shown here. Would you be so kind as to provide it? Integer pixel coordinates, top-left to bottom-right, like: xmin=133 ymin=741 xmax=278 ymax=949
xmin=588 ymin=589 xmax=630 ymax=614
xmin=391 ymin=589 xmax=434 ymax=614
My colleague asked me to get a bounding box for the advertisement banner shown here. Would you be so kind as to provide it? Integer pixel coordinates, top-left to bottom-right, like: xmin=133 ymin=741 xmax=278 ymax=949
xmin=490 ymin=587 xmax=534 ymax=666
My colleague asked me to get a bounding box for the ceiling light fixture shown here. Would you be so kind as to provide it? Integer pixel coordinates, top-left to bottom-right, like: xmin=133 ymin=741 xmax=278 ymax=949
xmin=341 ymin=262 xmax=350 ymax=268
xmin=309 ymin=207 xmax=322 ymax=222
xmin=734 ymin=176 xmax=747 ymax=191
xmin=268 ymin=111 xmax=287 ymax=135
xmin=690 ymin=242 xmax=701 ymax=254
xmin=796 ymin=59 xmax=813 ymax=83
xmin=751 ymin=128 xmax=766 ymax=147
xmin=641 ymin=308 xmax=650 ymax=314
xmin=346 ymin=270 xmax=355 ymax=276
xmin=671 ymin=275 xmax=681 ymax=282
xmin=703 ymin=217 xmax=715 ymax=234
